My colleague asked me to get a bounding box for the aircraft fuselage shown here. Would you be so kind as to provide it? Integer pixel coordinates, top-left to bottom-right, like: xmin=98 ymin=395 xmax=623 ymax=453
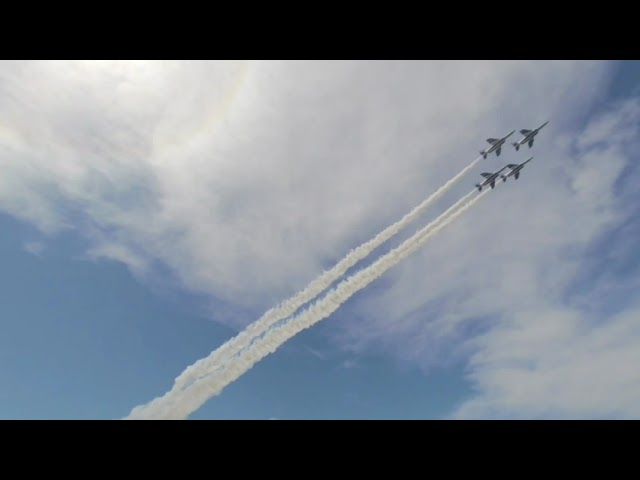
xmin=514 ymin=122 xmax=548 ymax=149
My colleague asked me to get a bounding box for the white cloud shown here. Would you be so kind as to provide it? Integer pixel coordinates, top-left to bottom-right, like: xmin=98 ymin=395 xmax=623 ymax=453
xmin=453 ymin=305 xmax=640 ymax=419
xmin=3 ymin=60 xmax=638 ymax=418
xmin=576 ymin=96 xmax=640 ymax=149
xmin=0 ymin=61 xmax=610 ymax=315
xmin=85 ymin=241 xmax=148 ymax=274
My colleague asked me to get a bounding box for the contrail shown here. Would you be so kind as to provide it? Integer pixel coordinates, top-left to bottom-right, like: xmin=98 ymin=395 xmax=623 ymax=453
xmin=173 ymin=155 xmax=484 ymax=390
xmin=126 ymin=187 xmax=490 ymax=419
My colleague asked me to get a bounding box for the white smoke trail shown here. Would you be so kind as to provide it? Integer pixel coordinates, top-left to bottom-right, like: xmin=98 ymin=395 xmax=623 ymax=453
xmin=126 ymin=187 xmax=489 ymax=419
xmin=173 ymin=155 xmax=483 ymax=390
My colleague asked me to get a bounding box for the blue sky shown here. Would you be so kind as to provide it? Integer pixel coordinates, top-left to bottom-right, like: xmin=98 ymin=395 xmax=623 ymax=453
xmin=0 ymin=212 xmax=470 ymax=419
xmin=0 ymin=60 xmax=639 ymax=419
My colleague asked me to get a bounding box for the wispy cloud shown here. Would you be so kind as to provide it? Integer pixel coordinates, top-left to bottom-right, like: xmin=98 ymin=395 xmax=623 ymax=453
xmin=304 ymin=345 xmax=328 ymax=360
xmin=85 ymin=241 xmax=148 ymax=274
xmin=22 ymin=241 xmax=45 ymax=256
xmin=452 ymin=304 xmax=640 ymax=419
xmin=342 ymin=359 xmax=358 ymax=369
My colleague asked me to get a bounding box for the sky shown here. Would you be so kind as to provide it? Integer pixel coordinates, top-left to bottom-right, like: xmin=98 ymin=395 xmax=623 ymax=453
xmin=0 ymin=60 xmax=639 ymax=419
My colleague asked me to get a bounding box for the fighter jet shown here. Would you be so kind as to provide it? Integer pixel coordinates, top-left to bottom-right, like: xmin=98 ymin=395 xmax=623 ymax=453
xmin=475 ymin=166 xmax=508 ymax=191
xmin=501 ymin=157 xmax=533 ymax=181
xmin=479 ymin=130 xmax=516 ymax=159
xmin=512 ymin=121 xmax=549 ymax=151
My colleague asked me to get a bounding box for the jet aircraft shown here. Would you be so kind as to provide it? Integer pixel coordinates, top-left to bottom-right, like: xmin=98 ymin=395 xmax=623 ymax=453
xmin=501 ymin=157 xmax=533 ymax=181
xmin=475 ymin=166 xmax=508 ymax=191
xmin=512 ymin=121 xmax=549 ymax=151
xmin=479 ymin=130 xmax=515 ymax=159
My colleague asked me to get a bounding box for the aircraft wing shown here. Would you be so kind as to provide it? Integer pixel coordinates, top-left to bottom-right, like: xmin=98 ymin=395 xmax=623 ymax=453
xmin=481 ymin=166 xmax=508 ymax=178
xmin=507 ymin=164 xmax=518 ymax=169
xmin=486 ymin=138 xmax=499 ymax=144
xmin=520 ymin=129 xmax=532 ymax=135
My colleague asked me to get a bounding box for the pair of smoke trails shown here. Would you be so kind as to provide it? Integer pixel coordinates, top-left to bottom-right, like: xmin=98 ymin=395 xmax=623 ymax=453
xmin=171 ymin=155 xmax=484 ymax=392
xmin=127 ymin=172 xmax=491 ymax=419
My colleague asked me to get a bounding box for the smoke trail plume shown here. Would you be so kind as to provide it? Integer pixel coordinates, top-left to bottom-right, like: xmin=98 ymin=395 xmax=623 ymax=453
xmin=173 ymin=156 xmax=483 ymax=390
xmin=126 ymin=188 xmax=489 ymax=419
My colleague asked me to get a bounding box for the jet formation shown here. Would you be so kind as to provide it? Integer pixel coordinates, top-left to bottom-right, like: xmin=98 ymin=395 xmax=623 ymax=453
xmin=475 ymin=122 xmax=547 ymax=191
